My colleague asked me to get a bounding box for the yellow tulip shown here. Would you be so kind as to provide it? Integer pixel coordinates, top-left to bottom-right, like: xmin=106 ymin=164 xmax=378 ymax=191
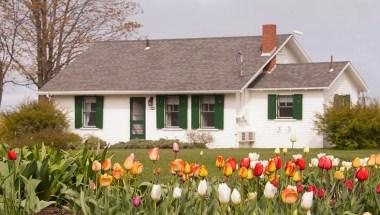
xmin=99 ymin=174 xmax=113 ymax=187
xmin=199 ymin=165 xmax=208 ymax=177
xmin=131 ymin=161 xmax=143 ymax=176
xmin=246 ymin=169 xmax=254 ymax=180
xmin=352 ymin=157 xmax=361 ymax=168
xmin=333 ymin=170 xmax=344 ymax=181
xmin=184 ymin=162 xmax=191 ymax=174
xmin=376 ymin=154 xmax=380 ymax=166
xmin=112 ymin=163 xmax=124 ymax=180
xmin=292 ymin=171 xmax=302 ymax=183
xmin=123 ymin=154 xmax=134 ymax=170
xmin=238 ymin=167 xmax=248 ymax=179
xmin=368 ymin=154 xmax=376 ymax=167
xmin=224 ymin=163 xmax=233 ymax=177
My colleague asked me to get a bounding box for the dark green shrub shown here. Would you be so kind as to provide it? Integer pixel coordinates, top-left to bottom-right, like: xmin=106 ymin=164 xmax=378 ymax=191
xmin=83 ymin=135 xmax=108 ymax=149
xmin=0 ymin=100 xmax=81 ymax=149
xmin=111 ymin=138 xmax=207 ymax=149
xmin=315 ymin=100 xmax=380 ymax=149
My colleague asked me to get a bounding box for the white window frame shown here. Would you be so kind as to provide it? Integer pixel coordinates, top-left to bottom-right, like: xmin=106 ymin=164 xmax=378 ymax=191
xmin=165 ymin=96 xmax=180 ymax=128
xmin=200 ymin=96 xmax=216 ymax=129
xmin=83 ymin=97 xmax=97 ymax=128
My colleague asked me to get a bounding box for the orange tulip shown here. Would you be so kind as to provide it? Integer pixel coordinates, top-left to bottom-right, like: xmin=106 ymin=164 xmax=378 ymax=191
xmin=102 ymin=158 xmax=112 ymax=171
xmin=149 ymin=147 xmax=160 ymax=161
xmin=131 ymin=161 xmax=143 ymax=176
xmin=368 ymin=154 xmax=376 ymax=167
xmin=112 ymin=163 xmax=124 ymax=180
xmin=239 ymin=167 xmax=248 ymax=179
xmin=224 ymin=163 xmax=233 ymax=177
xmin=375 ymin=154 xmax=380 ymax=166
xmin=169 ymin=159 xmax=185 ymax=174
xmin=99 ymin=174 xmax=113 ymax=187
xmin=199 ymin=165 xmax=208 ymax=177
xmin=246 ymin=169 xmax=254 ymax=180
xmin=281 ymin=186 xmax=298 ymax=204
xmin=123 ymin=153 xmax=135 ymax=170
xmin=184 ymin=162 xmax=191 ymax=174
xmin=285 ymin=161 xmax=296 ymax=177
xmin=216 ymin=156 xmax=225 ymax=168
xmin=190 ymin=163 xmax=200 ymax=177
xmin=268 ymin=173 xmax=279 ymax=182
xmin=265 ymin=159 xmax=276 ymax=174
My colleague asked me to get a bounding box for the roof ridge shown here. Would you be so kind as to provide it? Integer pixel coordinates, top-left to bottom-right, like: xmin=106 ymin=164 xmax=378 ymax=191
xmin=93 ymin=34 xmax=292 ymax=44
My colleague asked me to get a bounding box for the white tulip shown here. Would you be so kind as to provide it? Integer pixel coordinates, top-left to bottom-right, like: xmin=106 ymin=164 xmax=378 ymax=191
xmin=327 ymin=155 xmax=334 ymax=161
xmin=363 ymin=212 xmax=372 ymax=215
xmin=361 ymin=158 xmax=369 ymax=167
xmin=263 ymin=182 xmax=277 ymax=199
xmin=317 ymin=153 xmax=326 ymax=158
xmin=218 ymin=183 xmax=231 ymax=204
xmin=283 ymin=148 xmax=288 ymax=153
xmin=274 ymin=147 xmax=281 ymax=154
xmin=342 ymin=161 xmax=352 ymax=170
xmin=197 ymin=179 xmax=208 ymax=197
xmin=247 ymin=192 xmax=257 ymax=201
xmin=292 ymin=154 xmax=303 ymax=160
xmin=231 ymin=188 xmax=241 ymax=205
xmin=173 ymin=187 xmax=182 ymax=199
xmin=303 ymin=146 xmax=310 ymax=153
xmin=310 ymin=158 xmax=319 ymax=167
xmin=332 ymin=158 xmax=340 ymax=167
xmin=261 ymin=160 xmax=269 ymax=169
xmin=301 ymin=191 xmax=313 ymax=210
xmin=248 ymin=152 xmax=260 ymax=162
xmin=151 ymin=184 xmax=162 ymax=202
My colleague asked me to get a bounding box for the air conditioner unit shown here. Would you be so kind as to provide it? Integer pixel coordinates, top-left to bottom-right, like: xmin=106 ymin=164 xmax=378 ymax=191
xmin=238 ymin=131 xmax=255 ymax=143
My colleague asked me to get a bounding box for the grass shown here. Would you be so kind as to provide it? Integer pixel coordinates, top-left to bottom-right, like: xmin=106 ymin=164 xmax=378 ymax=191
xmin=107 ymin=148 xmax=379 ymax=183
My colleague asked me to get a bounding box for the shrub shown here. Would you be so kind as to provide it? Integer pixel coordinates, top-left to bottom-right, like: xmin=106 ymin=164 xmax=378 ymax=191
xmin=111 ymin=138 xmax=206 ymax=149
xmin=83 ymin=135 xmax=108 ymax=149
xmin=0 ymin=100 xmax=81 ymax=149
xmin=186 ymin=130 xmax=213 ymax=147
xmin=315 ymin=100 xmax=380 ymax=149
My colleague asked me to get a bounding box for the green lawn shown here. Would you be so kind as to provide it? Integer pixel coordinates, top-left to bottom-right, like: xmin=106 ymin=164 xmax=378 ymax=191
xmin=107 ymin=148 xmax=378 ymax=183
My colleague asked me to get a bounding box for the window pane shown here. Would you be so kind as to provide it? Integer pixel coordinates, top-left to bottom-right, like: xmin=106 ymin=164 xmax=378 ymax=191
xmin=132 ymin=124 xmax=144 ymax=135
xmin=279 ymin=107 xmax=293 ymax=118
xmin=166 ymin=96 xmax=179 ymax=105
xmin=165 ymin=96 xmax=180 ymax=127
xmin=201 ymin=96 xmax=215 ymax=105
xmin=202 ymin=112 xmax=215 ymax=128
xmin=132 ymin=100 xmax=144 ymax=120
xmin=84 ymin=112 xmax=96 ymax=127
xmin=83 ymin=97 xmax=97 ymax=127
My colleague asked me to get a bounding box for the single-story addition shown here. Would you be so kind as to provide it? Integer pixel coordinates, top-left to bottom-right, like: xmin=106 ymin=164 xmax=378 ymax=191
xmin=39 ymin=24 xmax=368 ymax=148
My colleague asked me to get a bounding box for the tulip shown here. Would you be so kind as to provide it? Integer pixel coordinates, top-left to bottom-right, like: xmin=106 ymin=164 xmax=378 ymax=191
xmin=190 ymin=163 xmax=200 ymax=177
xmin=215 ymin=155 xmax=225 ymax=168
xmin=317 ymin=188 xmax=325 ymax=198
xmin=375 ymin=154 xmax=380 ymax=166
xmin=246 ymin=169 xmax=254 ymax=180
xmin=361 ymin=158 xmax=369 ymax=167
xmin=199 ymin=165 xmax=208 ymax=177
xmin=317 ymin=153 xmax=326 ymax=158
xmin=363 ymin=212 xmax=372 ymax=215
xmin=281 ymin=186 xmax=298 ymax=204
xmin=342 ymin=161 xmax=352 ymax=170
xmin=200 ymin=150 xmax=204 ymax=156
xmin=318 ymin=156 xmax=332 ymax=170
xmin=173 ymin=187 xmax=182 ymax=199
xmin=132 ymin=196 xmax=141 ymax=207
xmin=7 ymin=149 xmax=17 ymax=160
xmin=352 ymin=157 xmax=361 ymax=168
xmin=248 ymin=152 xmax=260 ymax=162
xmin=265 ymin=159 xmax=276 ymax=174
xmin=274 ymin=155 xmax=282 ymax=170
xmin=264 ymin=181 xmax=277 ymax=199
xmin=376 ymin=184 xmax=380 ymax=194
xmin=197 ymin=179 xmax=208 ymax=196
xmin=290 ymin=133 xmax=297 ymax=143
xmin=283 ymin=148 xmax=288 ymax=153
xmin=303 ymin=146 xmax=310 ymax=154
xmin=218 ymin=183 xmax=231 ymax=204
xmin=224 ymin=163 xmax=233 ymax=177
xmin=296 ymin=159 xmax=306 ymax=171
xmin=172 ymin=142 xmax=180 ymax=153
xmin=367 ymin=154 xmax=376 ymax=167
xmin=307 ymin=184 xmax=317 ymax=195
xmin=101 ymin=158 xmax=112 ymax=171
xmin=238 ymin=167 xmax=248 ymax=179
xmin=355 ymin=167 xmax=369 ymax=182
xmin=131 ymin=161 xmax=143 ymax=176
xmin=334 ymin=170 xmax=344 ymax=181
xmin=245 ymin=192 xmax=257 ymax=202
xmin=184 ymin=162 xmax=191 ymax=174
xmin=293 ymin=171 xmax=302 ymax=183
xmin=231 ymin=188 xmax=241 ymax=205
xmin=169 ymin=159 xmax=185 ymax=173
xmin=226 ymin=157 xmax=237 ymax=172
xmin=301 ymin=191 xmax=313 ymax=211
xmin=332 ymin=158 xmax=340 ymax=167
xmin=292 ymin=154 xmax=303 ymax=160
xmin=274 ymin=147 xmax=281 ymax=154
xmin=112 ymin=163 xmax=124 ymax=180
xmin=89 ymin=181 xmax=96 ymax=190
xmin=99 ymin=174 xmax=113 ymax=187
xmin=151 ymin=184 xmax=162 ymax=202
xmin=149 ymin=147 xmax=160 ymax=161
xmin=153 ymin=167 xmax=161 ymax=175
xmin=344 ymin=179 xmax=353 ymax=191
xmin=310 ymin=158 xmax=319 ymax=167
xmin=240 ymin=157 xmax=251 ymax=169
xmin=297 ymin=184 xmax=304 ymax=193
xmin=285 ymin=161 xmax=296 ymax=177
xmin=123 ymin=153 xmax=135 ymax=170
xmin=92 ymin=160 xmax=101 ymax=172
xmin=253 ymin=162 xmax=264 ymax=177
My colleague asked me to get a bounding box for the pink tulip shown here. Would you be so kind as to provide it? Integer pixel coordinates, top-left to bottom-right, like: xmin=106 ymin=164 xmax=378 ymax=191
xmin=172 ymin=142 xmax=180 ymax=153
xmin=132 ymin=196 xmax=141 ymax=207
xmin=149 ymin=147 xmax=160 ymax=161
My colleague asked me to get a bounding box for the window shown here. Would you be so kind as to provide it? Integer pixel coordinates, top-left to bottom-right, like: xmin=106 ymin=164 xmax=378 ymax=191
xmin=83 ymin=97 xmax=97 ymax=127
xmin=334 ymin=94 xmax=350 ymax=107
xmin=277 ymin=95 xmax=293 ymax=118
xmin=200 ymin=96 xmax=215 ymax=128
xmin=165 ymin=96 xmax=180 ymax=127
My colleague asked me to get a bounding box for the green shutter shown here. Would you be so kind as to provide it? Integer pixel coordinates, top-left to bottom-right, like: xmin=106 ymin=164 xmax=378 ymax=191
xmin=215 ymin=95 xmax=224 ymax=129
xmin=191 ymin=95 xmax=200 ymax=129
xmin=344 ymin=95 xmax=351 ymax=106
xmin=268 ymin=94 xmax=277 ymax=120
xmin=96 ymin=96 xmax=104 ymax=128
xmin=293 ymin=94 xmax=303 ymax=120
xmin=179 ymin=95 xmax=188 ymax=129
xmin=156 ymin=95 xmax=165 ymax=129
xmin=74 ymin=96 xmax=83 ymax=129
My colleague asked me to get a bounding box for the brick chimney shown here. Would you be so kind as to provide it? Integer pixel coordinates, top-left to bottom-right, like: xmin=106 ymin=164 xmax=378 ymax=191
xmin=262 ymin=24 xmax=277 ymax=71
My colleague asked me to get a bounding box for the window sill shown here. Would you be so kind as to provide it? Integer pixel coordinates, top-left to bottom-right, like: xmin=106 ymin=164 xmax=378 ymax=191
xmin=196 ymin=128 xmax=220 ymax=132
xmin=273 ymin=118 xmax=298 ymax=122
xmin=79 ymin=127 xmax=100 ymax=130
xmin=161 ymin=128 xmax=184 ymax=131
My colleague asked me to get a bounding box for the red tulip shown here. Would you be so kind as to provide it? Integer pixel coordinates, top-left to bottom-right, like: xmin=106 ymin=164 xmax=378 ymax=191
xmin=271 ymin=179 xmax=279 ymax=187
xmin=273 ymin=155 xmax=282 ymax=170
xmin=318 ymin=156 xmax=332 ymax=170
xmin=376 ymin=184 xmax=380 ymax=194
xmin=317 ymin=188 xmax=325 ymax=198
xmin=253 ymin=162 xmax=264 ymax=177
xmin=297 ymin=184 xmax=304 ymax=193
xmin=226 ymin=157 xmax=237 ymax=172
xmin=344 ymin=179 xmax=353 ymax=191
xmin=355 ymin=167 xmax=369 ymax=182
xmin=307 ymin=184 xmax=317 ymax=195
xmin=296 ymin=159 xmax=306 ymax=171
xmin=239 ymin=157 xmax=250 ymax=169
xmin=7 ymin=149 xmax=17 ymax=160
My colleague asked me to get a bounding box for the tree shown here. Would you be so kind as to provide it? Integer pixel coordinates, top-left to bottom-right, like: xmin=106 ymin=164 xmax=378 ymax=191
xmin=1 ymin=0 xmax=141 ymax=93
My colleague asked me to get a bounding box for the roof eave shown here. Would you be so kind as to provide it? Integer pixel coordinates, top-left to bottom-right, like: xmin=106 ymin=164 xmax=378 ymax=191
xmin=248 ymin=87 xmax=327 ymax=91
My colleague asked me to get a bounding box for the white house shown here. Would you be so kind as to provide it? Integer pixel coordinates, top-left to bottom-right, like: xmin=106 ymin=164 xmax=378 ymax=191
xmin=38 ymin=24 xmax=368 ymax=148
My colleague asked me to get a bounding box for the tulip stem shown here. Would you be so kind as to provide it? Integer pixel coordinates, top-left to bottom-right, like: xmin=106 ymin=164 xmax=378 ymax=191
xmin=154 ymin=201 xmax=157 ymax=215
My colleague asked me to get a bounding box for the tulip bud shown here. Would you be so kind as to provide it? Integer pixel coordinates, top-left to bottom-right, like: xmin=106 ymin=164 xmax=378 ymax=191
xmin=303 ymin=146 xmax=309 ymax=154
xmin=89 ymin=181 xmax=96 ymax=190
xmin=173 ymin=187 xmax=182 ymax=199
xmin=297 ymin=184 xmax=304 ymax=193
xmin=352 ymin=157 xmax=361 ymax=168
xmin=172 ymin=142 xmax=180 ymax=153
xmin=151 ymin=184 xmax=162 ymax=202
xmin=283 ymin=148 xmax=288 ymax=153
xmin=247 ymin=192 xmax=257 ymax=201
xmin=317 ymin=188 xmax=325 ymax=198
xmin=200 ymin=150 xmax=204 ymax=156
xmin=344 ymin=179 xmax=353 ymax=191
xmin=7 ymin=149 xmax=17 ymax=160
xmin=301 ymin=191 xmax=313 ymax=210
xmin=92 ymin=160 xmax=101 ymax=172
xmin=231 ymin=189 xmax=241 ymax=205
xmin=197 ymin=179 xmax=208 ymax=197
xmin=376 ymin=184 xmax=380 ymax=194
xmin=218 ymin=183 xmax=231 ymax=204
xmin=264 ymin=182 xmax=277 ymax=199
xmin=274 ymin=147 xmax=281 ymax=154
xmin=132 ymin=196 xmax=141 ymax=207
xmin=290 ymin=134 xmax=297 ymax=143
xmin=184 ymin=162 xmax=191 ymax=174
xmin=124 ymin=153 xmax=135 ymax=170
xmin=149 ymin=147 xmax=160 ymax=161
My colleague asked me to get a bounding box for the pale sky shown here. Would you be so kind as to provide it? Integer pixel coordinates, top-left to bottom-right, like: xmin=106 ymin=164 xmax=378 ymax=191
xmin=2 ymin=0 xmax=380 ymax=109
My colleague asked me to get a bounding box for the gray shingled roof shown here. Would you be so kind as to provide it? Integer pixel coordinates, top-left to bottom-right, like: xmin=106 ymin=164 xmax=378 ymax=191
xmin=40 ymin=35 xmax=291 ymax=92
xmin=249 ymin=62 xmax=349 ymax=89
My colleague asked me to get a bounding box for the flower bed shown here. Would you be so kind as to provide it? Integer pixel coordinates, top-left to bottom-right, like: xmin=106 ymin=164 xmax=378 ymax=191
xmin=0 ymin=143 xmax=379 ymax=214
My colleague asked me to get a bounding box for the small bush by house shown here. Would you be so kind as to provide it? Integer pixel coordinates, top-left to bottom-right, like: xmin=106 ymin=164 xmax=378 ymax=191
xmin=111 ymin=138 xmax=207 ymax=149
xmin=315 ymin=100 xmax=380 ymax=149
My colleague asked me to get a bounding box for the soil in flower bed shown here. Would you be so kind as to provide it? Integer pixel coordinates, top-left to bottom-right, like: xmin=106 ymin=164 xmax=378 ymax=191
xmin=33 ymin=207 xmax=71 ymax=215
